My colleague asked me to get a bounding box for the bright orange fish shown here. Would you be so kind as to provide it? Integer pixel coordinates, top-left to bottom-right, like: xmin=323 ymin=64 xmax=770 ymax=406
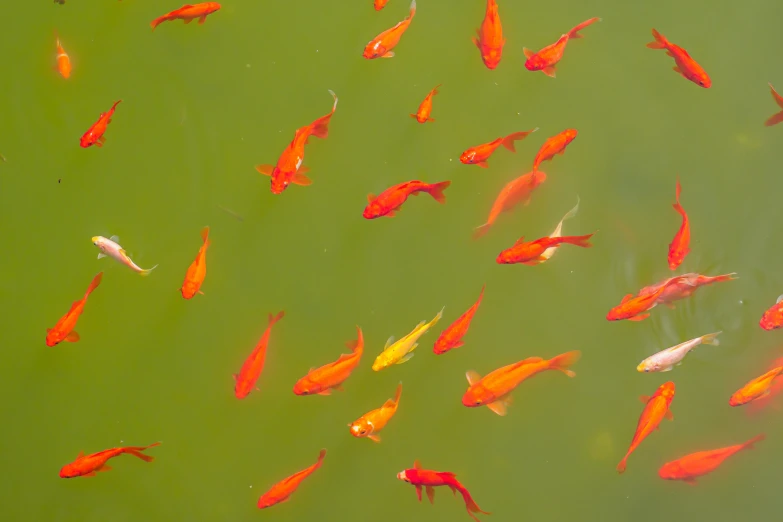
xmin=460 ymin=129 xmax=537 ymax=168
xmin=607 ymin=276 xmax=691 ymax=322
xmin=531 ymin=129 xmax=577 ymax=171
xmin=234 ymin=311 xmax=285 ymax=399
xmin=293 ymin=326 xmax=363 ymax=395
xmin=729 ymin=366 xmax=783 ymax=406
xmin=472 ymin=170 xmax=546 ymax=239
xmin=363 ymin=180 xmax=450 ymax=219
xmin=746 ymin=357 xmax=783 ymax=415
xmin=349 ymin=382 xmax=402 ymax=442
xmin=617 ymin=381 xmax=675 ymax=474
xmin=523 ymin=17 xmax=601 ymax=77
xmin=637 ymin=272 xmax=737 ymax=309
xmin=659 ymin=434 xmax=765 ymax=485
xmin=668 ymin=178 xmax=690 ymax=270
xmin=80 ymin=100 xmax=121 ymax=148
xmin=374 ymin=0 xmax=388 ymax=10
xmin=496 ymin=233 xmax=594 ymax=266
xmin=433 ymin=285 xmax=485 ymax=354
xmin=257 ymin=449 xmax=326 ymax=508
xmin=410 ymin=84 xmax=441 ymax=123
xmin=59 ymin=442 xmax=160 ymax=478
xmin=150 ymin=2 xmax=221 ymax=30
xmin=472 ymin=0 xmax=505 ymax=70
xmin=646 ymin=29 xmax=711 ymax=88
xmin=462 ymin=351 xmax=581 ymax=416
xmin=181 ymin=226 xmax=210 ymax=299
xmin=363 ymin=0 xmax=416 ymax=59
xmin=46 ymin=272 xmax=103 ymax=347
xmin=54 ymin=33 xmax=71 ymax=79
xmin=760 ymin=294 xmax=783 ymax=331
xmin=765 ymin=83 xmax=783 ymax=126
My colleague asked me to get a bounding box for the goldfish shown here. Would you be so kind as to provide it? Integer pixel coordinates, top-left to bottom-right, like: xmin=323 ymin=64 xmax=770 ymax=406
xmin=293 ymin=326 xmax=363 ymax=395
xmin=460 ymin=129 xmax=537 ymax=168
xmin=256 ymin=90 xmax=338 ymax=194
xmin=531 ymin=129 xmax=577 ymax=171
xmin=363 ymin=0 xmax=416 ymax=59
xmin=46 ymin=272 xmax=103 ymax=347
xmin=150 ymin=2 xmax=221 ymax=30
xmin=746 ymin=357 xmax=783 ymax=415
xmin=397 ymin=460 xmax=490 ymax=522
xmin=496 ymin=233 xmax=594 ymax=266
xmin=637 ymin=332 xmax=721 ymax=373
xmin=472 ymin=170 xmax=546 ymax=239
xmin=234 ymin=311 xmax=285 ymax=399
xmin=180 ymin=226 xmax=210 ymax=299
xmin=433 ymin=285 xmax=485 ymax=355
xmin=462 ymin=351 xmax=581 ymax=416
xmin=539 ymin=197 xmax=580 ymax=263
xmin=410 ymin=84 xmax=441 ymax=123
xmin=658 ymin=434 xmax=765 ymax=485
xmin=729 ymin=366 xmax=783 ymax=406
xmin=373 ymin=307 xmax=443 ymax=370
xmin=93 ymin=235 xmax=158 ymax=275
xmin=523 ymin=17 xmax=601 ymax=78
xmin=363 ymin=180 xmax=451 ymax=219
xmin=59 ymin=442 xmax=160 ymax=478
xmin=607 ymin=276 xmax=688 ymax=321
xmin=349 ymin=382 xmax=402 ymax=442
xmin=765 ymin=83 xmax=783 ymax=126
xmin=646 ymin=29 xmax=711 ymax=88
xmin=472 ymin=0 xmax=505 ymax=70
xmin=80 ymin=100 xmax=121 ymax=148
xmin=374 ymin=0 xmax=388 ymax=10
xmin=637 ymin=272 xmax=737 ymax=309
xmin=759 ymin=294 xmax=783 ymax=330
xmin=257 ymin=449 xmax=326 ymax=508
xmin=616 ymin=381 xmax=675 ymax=473
xmin=668 ymin=178 xmax=690 ymax=270
xmin=54 ymin=33 xmax=71 ymax=79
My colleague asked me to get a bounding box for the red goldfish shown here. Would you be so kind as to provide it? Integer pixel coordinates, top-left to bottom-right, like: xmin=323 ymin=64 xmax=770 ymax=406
xmin=46 ymin=272 xmax=103 ymax=347
xmin=765 ymin=83 xmax=783 ymax=126
xmin=746 ymin=357 xmax=783 ymax=415
xmin=462 ymin=351 xmax=581 ymax=416
xmin=637 ymin=272 xmax=737 ymax=309
xmin=523 ymin=17 xmax=601 ymax=78
xmin=531 ymin=129 xmax=577 ymax=171
xmin=496 ymin=233 xmax=594 ymax=266
xmin=472 ymin=170 xmax=546 ymax=239
xmin=434 ymin=285 xmax=485 ymax=354
xmin=617 ymin=381 xmax=675 ymax=473
xmin=55 ymin=33 xmax=71 ymax=79
xmin=59 ymin=442 xmax=160 ymax=478
xmin=460 ymin=129 xmax=537 ymax=168
xmin=293 ymin=326 xmax=363 ymax=395
xmin=668 ymin=178 xmax=690 ymax=270
xmin=80 ymin=100 xmax=121 ymax=148
xmin=410 ymin=84 xmax=441 ymax=123
xmin=397 ymin=460 xmax=490 ymax=522
xmin=374 ymin=0 xmax=388 ymax=10
xmin=257 ymin=449 xmax=326 ymax=508
xmin=607 ymin=276 xmax=689 ymax=321
xmin=729 ymin=366 xmax=783 ymax=406
xmin=349 ymin=382 xmax=402 ymax=442
xmin=659 ymin=434 xmax=765 ymax=485
xmin=646 ymin=29 xmax=711 ymax=88
xmin=234 ymin=311 xmax=285 ymax=399
xmin=363 ymin=180 xmax=450 ymax=219
xmin=760 ymin=294 xmax=783 ymax=330
xmin=150 ymin=3 xmax=221 ymax=30
xmin=363 ymin=0 xmax=416 ymax=59
xmin=181 ymin=226 xmax=210 ymax=299
xmin=472 ymin=0 xmax=505 ymax=70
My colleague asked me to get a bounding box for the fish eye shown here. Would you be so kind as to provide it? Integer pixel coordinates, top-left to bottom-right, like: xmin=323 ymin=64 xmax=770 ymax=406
xmin=284 ymin=181 xmax=289 ymax=186
xmin=359 ymin=429 xmax=366 ymax=435
xmin=475 ymin=399 xmax=482 ymax=405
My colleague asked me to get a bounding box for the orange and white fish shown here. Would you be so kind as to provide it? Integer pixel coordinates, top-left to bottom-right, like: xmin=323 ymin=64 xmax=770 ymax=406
xmin=746 ymin=357 xmax=783 ymax=415
xmin=92 ymin=235 xmax=158 ymax=276
xmin=617 ymin=381 xmax=675 ymax=473
xmin=765 ymin=83 xmax=783 ymax=127
xmin=531 ymin=129 xmax=577 ymax=171
xmin=472 ymin=0 xmax=505 ymax=70
xmin=59 ymin=442 xmax=160 ymax=478
xmin=659 ymin=434 xmax=765 ymax=485
xmin=646 ymin=28 xmax=711 ymax=88
xmin=181 ymin=226 xmax=210 ymax=299
xmin=472 ymin=170 xmax=546 ymax=239
xmin=349 ymin=382 xmax=402 ymax=442
xmin=54 ymin=33 xmax=71 ymax=79
xmin=410 ymin=84 xmax=441 ymax=123
xmin=637 ymin=272 xmax=737 ymax=309
xmin=257 ymin=449 xmax=326 ymax=508
xmin=729 ymin=366 xmax=783 ymax=406
xmin=496 ymin=233 xmax=594 ymax=266
xmin=606 ymin=276 xmax=688 ymax=321
xmin=234 ymin=311 xmax=285 ymax=399
xmin=293 ymin=327 xmax=363 ymax=395
xmin=538 ymin=197 xmax=581 ymax=264
xmin=636 ymin=332 xmax=721 ymax=373
xmin=523 ymin=17 xmax=601 ymax=78
xmin=760 ymin=294 xmax=783 ymax=331
xmin=363 ymin=0 xmax=416 ymax=59
xmin=433 ymin=285 xmax=485 ymax=355
xmin=46 ymin=272 xmax=103 ymax=347
xmin=150 ymin=2 xmax=221 ymax=30
xmin=668 ymin=178 xmax=690 ymax=270
xmin=460 ymin=129 xmax=537 ymax=168
xmin=80 ymin=100 xmax=121 ymax=148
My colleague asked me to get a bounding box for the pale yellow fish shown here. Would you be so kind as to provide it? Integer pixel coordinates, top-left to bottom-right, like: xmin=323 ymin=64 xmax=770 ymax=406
xmin=372 ymin=307 xmax=444 ymax=371
xmin=92 ymin=235 xmax=158 ymax=276
xmin=540 ymin=196 xmax=580 ymax=262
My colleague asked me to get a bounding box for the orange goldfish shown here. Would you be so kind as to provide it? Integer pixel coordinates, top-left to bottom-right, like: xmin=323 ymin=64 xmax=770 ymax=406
xmin=607 ymin=276 xmax=688 ymax=321
xmin=433 ymin=285 xmax=485 ymax=354
xmin=617 ymin=381 xmax=675 ymax=473
xmin=363 ymin=180 xmax=450 ymax=219
xmin=46 ymin=272 xmax=103 ymax=347
xmin=729 ymin=366 xmax=783 ymax=406
xmin=523 ymin=17 xmax=601 ymax=78
xmin=760 ymin=294 xmax=783 ymax=331
xmin=472 ymin=0 xmax=505 ymax=70
xmin=80 ymin=100 xmax=121 ymax=148
xmin=257 ymin=449 xmax=326 ymax=508
xmin=637 ymin=272 xmax=737 ymax=309
xmin=765 ymin=83 xmax=783 ymax=126
xmin=363 ymin=0 xmax=416 ymax=59
xmin=410 ymin=84 xmax=441 ymax=123
xmin=349 ymin=382 xmax=402 ymax=442
xmin=531 ymin=129 xmax=577 ymax=171
xmin=668 ymin=178 xmax=690 ymax=270
xmin=496 ymin=233 xmax=594 ymax=266
xmin=234 ymin=311 xmax=285 ymax=399
xmin=462 ymin=351 xmax=581 ymax=416
xmin=646 ymin=29 xmax=711 ymax=88
xmin=293 ymin=326 xmax=363 ymax=395
xmin=54 ymin=33 xmax=71 ymax=79
xmin=472 ymin=170 xmax=546 ymax=239
xmin=460 ymin=129 xmax=537 ymax=168
xmin=746 ymin=357 xmax=783 ymax=415
xmin=151 ymin=2 xmax=221 ymax=30
xmin=59 ymin=442 xmax=160 ymax=478
xmin=659 ymin=434 xmax=765 ymax=485
xmin=180 ymin=226 xmax=210 ymax=299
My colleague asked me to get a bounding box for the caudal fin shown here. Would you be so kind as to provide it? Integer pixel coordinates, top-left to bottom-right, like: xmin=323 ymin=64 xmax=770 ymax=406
xmin=426 ymin=181 xmax=451 ymax=203
xmin=561 ymin=233 xmax=594 ymax=248
xmin=501 ymin=128 xmax=538 ymax=152
xmin=140 ymin=265 xmax=159 ymax=277
xmin=645 ymin=28 xmax=667 ymax=49
xmin=472 ymin=223 xmax=492 ymax=240
xmin=310 ymin=90 xmax=339 ymax=139
xmin=125 ymin=441 xmax=161 ymax=462
xmin=549 ymin=350 xmax=582 ymax=377
xmin=765 ymin=111 xmax=783 ymax=127
xmin=384 ymin=381 xmax=403 ymax=409
xmin=567 ymin=17 xmax=601 ymax=39
xmin=453 ymin=483 xmax=491 ymax=522
xmin=268 ymin=310 xmax=285 ymax=326
xmin=743 ymin=433 xmax=766 ymax=450
xmin=770 ymin=83 xmax=783 ymax=109
xmin=345 ymin=326 xmax=364 ymax=354
xmin=616 ymin=456 xmax=628 ymax=473
xmin=85 ymin=272 xmax=103 ymax=297
xmin=408 ymin=0 xmax=416 ymax=19
xmin=700 ymin=331 xmax=722 ymax=346
xmin=150 ymin=16 xmax=167 ymax=30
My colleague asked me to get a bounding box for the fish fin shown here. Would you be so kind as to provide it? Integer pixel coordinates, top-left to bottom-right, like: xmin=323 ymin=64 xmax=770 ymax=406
xmin=415 ymin=484 xmax=423 ymax=502
xmin=776 ymin=294 xmax=783 ymax=304
xmin=334 ymin=384 xmax=345 ymax=392
xmin=701 ymin=332 xmax=722 ymax=346
xmin=522 ymin=47 xmax=534 ymax=59
xmin=255 ymin=164 xmax=274 ymax=176
xmin=477 ymin=161 xmax=489 ymax=168
xmin=743 ymin=434 xmax=765 ymax=449
xmin=97 ymin=252 xmax=106 ymax=259
xmin=664 ymin=302 xmax=676 ymax=309
xmin=46 ymin=328 xmax=52 ymax=333
xmin=198 ymin=14 xmax=207 ymax=24
xmin=77 ymin=451 xmax=84 ymax=458
xmin=413 ymin=459 xmax=421 ymax=469
xmin=673 ymin=65 xmax=683 ymax=74
xmin=97 ymin=465 xmax=112 ymax=472
xmin=184 ymin=18 xmax=193 ymax=24
xmin=427 ymin=117 xmax=435 ymax=122
xmin=140 ymin=264 xmax=159 ymax=277
xmin=396 ymin=353 xmax=414 ymax=364
xmin=472 ymin=223 xmax=491 ymax=239
xmin=317 ymin=389 xmax=332 ymax=396
xmin=109 ymin=235 xmax=119 ymax=242
xmin=660 ymin=366 xmax=673 ymax=372
xmin=198 ymin=290 xmax=205 ymax=295
xmin=513 ymin=236 xmax=526 ymax=246
xmin=549 ymin=350 xmax=581 ymax=377
xmin=383 ymin=336 xmax=395 ymax=349
xmin=451 ymin=341 xmax=464 ymax=349
xmin=292 ymin=172 xmax=312 ymax=186
xmin=98 ymin=136 xmax=106 ymax=143
xmin=543 ymin=66 xmax=557 ymax=78
xmin=84 ymin=471 xmax=97 ymax=477
xmin=639 ymin=395 xmax=651 ymax=403
xmin=472 ymin=35 xmax=480 ymax=48
xmin=368 ymin=434 xmax=381 ymax=443
xmin=409 ymin=342 xmax=419 ymax=352
xmin=381 ymin=51 xmax=395 ymax=58
xmin=64 ymin=331 xmax=80 ymax=342
xmin=367 ymin=193 xmax=376 ymax=203
xmin=765 ymin=111 xmax=783 ymax=127
xmin=684 ymin=478 xmax=698 ymax=485
xmin=425 ymin=485 xmax=435 ymax=504
xmin=232 ymin=373 xmax=238 ymax=382
xmin=386 ymin=209 xmax=397 ymax=217
xmin=628 ymin=313 xmax=650 ymax=321
xmin=619 ymin=294 xmax=634 ymax=304
xmin=486 ymin=400 xmax=507 ymax=416
xmin=465 ymin=370 xmax=482 ymax=386
xmin=665 ymin=409 xmax=674 ymax=421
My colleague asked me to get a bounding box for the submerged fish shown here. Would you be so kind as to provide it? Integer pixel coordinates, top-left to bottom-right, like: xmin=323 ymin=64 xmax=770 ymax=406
xmin=637 ymin=332 xmax=721 ymax=373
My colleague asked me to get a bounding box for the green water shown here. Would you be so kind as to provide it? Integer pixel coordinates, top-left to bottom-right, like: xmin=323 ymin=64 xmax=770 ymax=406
xmin=3 ymin=0 xmax=783 ymax=520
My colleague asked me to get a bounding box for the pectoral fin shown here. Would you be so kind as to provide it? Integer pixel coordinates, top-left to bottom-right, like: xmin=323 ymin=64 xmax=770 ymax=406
xmin=97 ymin=253 xmax=106 ymax=259
xmin=64 ymin=331 xmax=80 ymax=342
xmin=465 ymin=370 xmax=482 ymax=386
xmin=396 ymin=353 xmax=414 ymax=364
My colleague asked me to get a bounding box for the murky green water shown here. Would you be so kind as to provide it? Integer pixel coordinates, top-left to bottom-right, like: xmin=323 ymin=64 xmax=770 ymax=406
xmin=3 ymin=1 xmax=783 ymax=521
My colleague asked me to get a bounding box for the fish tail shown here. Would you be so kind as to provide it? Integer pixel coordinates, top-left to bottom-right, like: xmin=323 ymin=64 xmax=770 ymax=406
xmin=150 ymin=16 xmax=168 ymax=30
xmin=616 ymin=456 xmax=628 ymax=473
xmin=501 ymin=128 xmax=538 ymax=152
xmin=85 ymin=272 xmax=104 ymax=297
xmin=426 ymin=181 xmax=451 ymax=204
xmin=408 ymin=0 xmax=416 ymax=19
xmin=139 ymin=264 xmax=159 ymax=277
xmin=315 ymin=448 xmax=327 ymax=465
xmin=743 ymin=433 xmax=766 ymax=450
xmin=472 ymin=223 xmax=492 ymax=240
xmin=431 ymin=84 xmax=443 ymax=96
xmin=646 ymin=28 xmax=667 ymax=49
xmin=345 ymin=326 xmax=364 ymax=354
xmin=764 ymin=111 xmax=783 ymax=127
xmin=452 ymin=482 xmax=491 ymax=521
xmin=268 ymin=310 xmax=285 ymax=326
xmin=125 ymin=441 xmax=161 ymax=462
xmin=567 ymin=17 xmax=601 ymax=39
xmin=561 ymin=233 xmax=594 ymax=248
xmin=200 ymin=226 xmax=210 ymax=244
xmin=561 ymin=195 xmax=580 ymax=222
xmin=713 ymin=273 xmax=739 ymax=282
xmin=309 ymin=91 xmax=339 ymax=139
xmin=549 ymin=350 xmax=582 ymax=377
xmin=700 ymin=331 xmax=722 ymax=346
xmin=384 ymin=381 xmax=403 ymax=409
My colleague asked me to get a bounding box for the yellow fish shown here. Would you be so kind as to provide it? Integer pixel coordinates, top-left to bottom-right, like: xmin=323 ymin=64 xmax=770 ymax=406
xmin=372 ymin=307 xmax=444 ymax=371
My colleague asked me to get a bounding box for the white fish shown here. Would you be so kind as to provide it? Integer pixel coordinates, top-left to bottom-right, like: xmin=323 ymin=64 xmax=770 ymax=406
xmin=637 ymin=331 xmax=722 ymax=373
xmin=92 ymin=235 xmax=158 ymax=276
xmin=540 ymin=196 xmax=580 ymax=262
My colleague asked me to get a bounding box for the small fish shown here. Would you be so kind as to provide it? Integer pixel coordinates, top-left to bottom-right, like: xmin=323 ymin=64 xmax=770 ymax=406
xmin=433 ymin=285 xmax=485 ymax=355
xmin=540 ymin=197 xmax=581 ymax=263
xmin=59 ymin=442 xmax=160 ymax=478
xmin=54 ymin=32 xmax=71 ymax=79
xmin=151 ymin=2 xmax=221 ymax=30
xmin=257 ymin=449 xmax=326 ymax=508
xmin=410 ymin=84 xmax=441 ymax=123
xmin=765 ymin=83 xmax=783 ymax=127
xmin=293 ymin=327 xmax=363 ymax=395
xmin=617 ymin=381 xmax=675 ymax=474
xmin=92 ymin=235 xmax=158 ymax=275
xmin=349 ymin=382 xmax=402 ymax=442
xmin=496 ymin=233 xmax=594 ymax=266
xmin=80 ymin=100 xmax=121 ymax=148
xmin=668 ymin=178 xmax=690 ymax=270
xmin=746 ymin=357 xmax=783 ymax=415
xmin=181 ymin=226 xmax=210 ymax=299
xmin=363 ymin=180 xmax=450 ymax=219
xmin=646 ymin=28 xmax=711 ymax=88
xmin=637 ymin=272 xmax=737 ymax=309
xmin=472 ymin=0 xmax=505 ymax=70
xmin=531 ymin=129 xmax=577 ymax=171
xmin=46 ymin=272 xmax=103 ymax=347
xmin=374 ymin=0 xmax=388 ymax=10
xmin=659 ymin=434 xmax=765 ymax=485
xmin=234 ymin=311 xmax=285 ymax=399
xmin=472 ymin=170 xmax=546 ymax=239
xmin=759 ymin=293 xmax=783 ymax=331
xmin=607 ymin=276 xmax=688 ymax=322
xmin=373 ymin=307 xmax=444 ymax=370
xmin=523 ymin=17 xmax=601 ymax=78
xmin=729 ymin=366 xmax=783 ymax=406
xmin=637 ymin=332 xmax=721 ymax=373
xmin=363 ymin=0 xmax=416 ymax=59
xmin=460 ymin=129 xmax=537 ymax=168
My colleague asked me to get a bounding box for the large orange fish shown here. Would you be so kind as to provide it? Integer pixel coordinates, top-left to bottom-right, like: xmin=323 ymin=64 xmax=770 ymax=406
xmin=433 ymin=285 xmax=485 ymax=354
xmin=531 ymin=129 xmax=577 ymax=171
xmin=646 ymin=29 xmax=711 ymax=88
xmin=46 ymin=272 xmax=103 ymax=347
xmin=462 ymin=351 xmax=581 ymax=416
xmin=765 ymin=83 xmax=783 ymax=127
xmin=363 ymin=0 xmax=416 ymax=59
xmin=80 ymin=100 xmax=121 ymax=148
xmin=607 ymin=276 xmax=688 ymax=321
xmin=472 ymin=170 xmax=546 ymax=239
xmin=349 ymin=382 xmax=402 ymax=442
xmin=150 ymin=2 xmax=221 ymax=30
xmin=363 ymin=180 xmax=450 ymax=219
xmin=760 ymin=294 xmax=783 ymax=331
xmin=746 ymin=357 xmax=783 ymax=415
xmin=234 ymin=311 xmax=285 ymax=399
xmin=410 ymin=84 xmax=441 ymax=123
xmin=54 ymin=32 xmax=71 ymax=79
xmin=293 ymin=326 xmax=363 ymax=395
xmin=472 ymin=0 xmax=505 ymax=70
xmin=637 ymin=272 xmax=737 ymax=309
xmin=59 ymin=442 xmax=160 ymax=478
xmin=496 ymin=233 xmax=594 ymax=266
xmin=617 ymin=381 xmax=675 ymax=474
xmin=181 ymin=226 xmax=210 ymax=299
xmin=659 ymin=434 xmax=765 ymax=485
xmin=668 ymin=178 xmax=690 ymax=270
xmin=729 ymin=366 xmax=783 ymax=406
xmin=523 ymin=17 xmax=601 ymax=78
xmin=460 ymin=129 xmax=537 ymax=168
xmin=257 ymin=449 xmax=326 ymax=508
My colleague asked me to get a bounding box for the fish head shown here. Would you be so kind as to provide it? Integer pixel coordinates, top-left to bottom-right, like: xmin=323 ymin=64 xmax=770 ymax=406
xmin=180 ymin=282 xmax=198 ymax=300
xmin=759 ymin=307 xmax=783 ymax=331
xmin=371 ymin=356 xmax=389 ymax=371
xmin=396 ymin=469 xmax=411 ymax=482
xmin=461 ymin=385 xmax=492 ymax=408
xmin=562 ymin=129 xmax=578 ymax=143
xmin=728 ymin=392 xmax=745 ymax=407
xmin=362 ymin=42 xmax=386 ymax=60
xmin=45 ymin=330 xmax=60 ymax=347
xmin=459 ymin=149 xmax=476 ymax=164
xmin=79 ymin=134 xmax=93 ymax=148
xmin=659 ymin=381 xmax=676 ymax=400
xmin=292 ymin=376 xmax=320 ymax=396
xmin=495 ymin=249 xmax=516 ymax=264
xmin=481 ymin=48 xmax=502 ymax=70
xmin=58 ymin=464 xmax=78 ymax=478
xmin=348 ymin=418 xmax=372 ymax=438
xmin=269 ymin=170 xmax=289 ymax=195
xmin=362 ymin=201 xmax=384 ymax=219
xmin=657 ymin=461 xmax=681 ymax=480
xmin=524 ymin=54 xmax=545 ymax=71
